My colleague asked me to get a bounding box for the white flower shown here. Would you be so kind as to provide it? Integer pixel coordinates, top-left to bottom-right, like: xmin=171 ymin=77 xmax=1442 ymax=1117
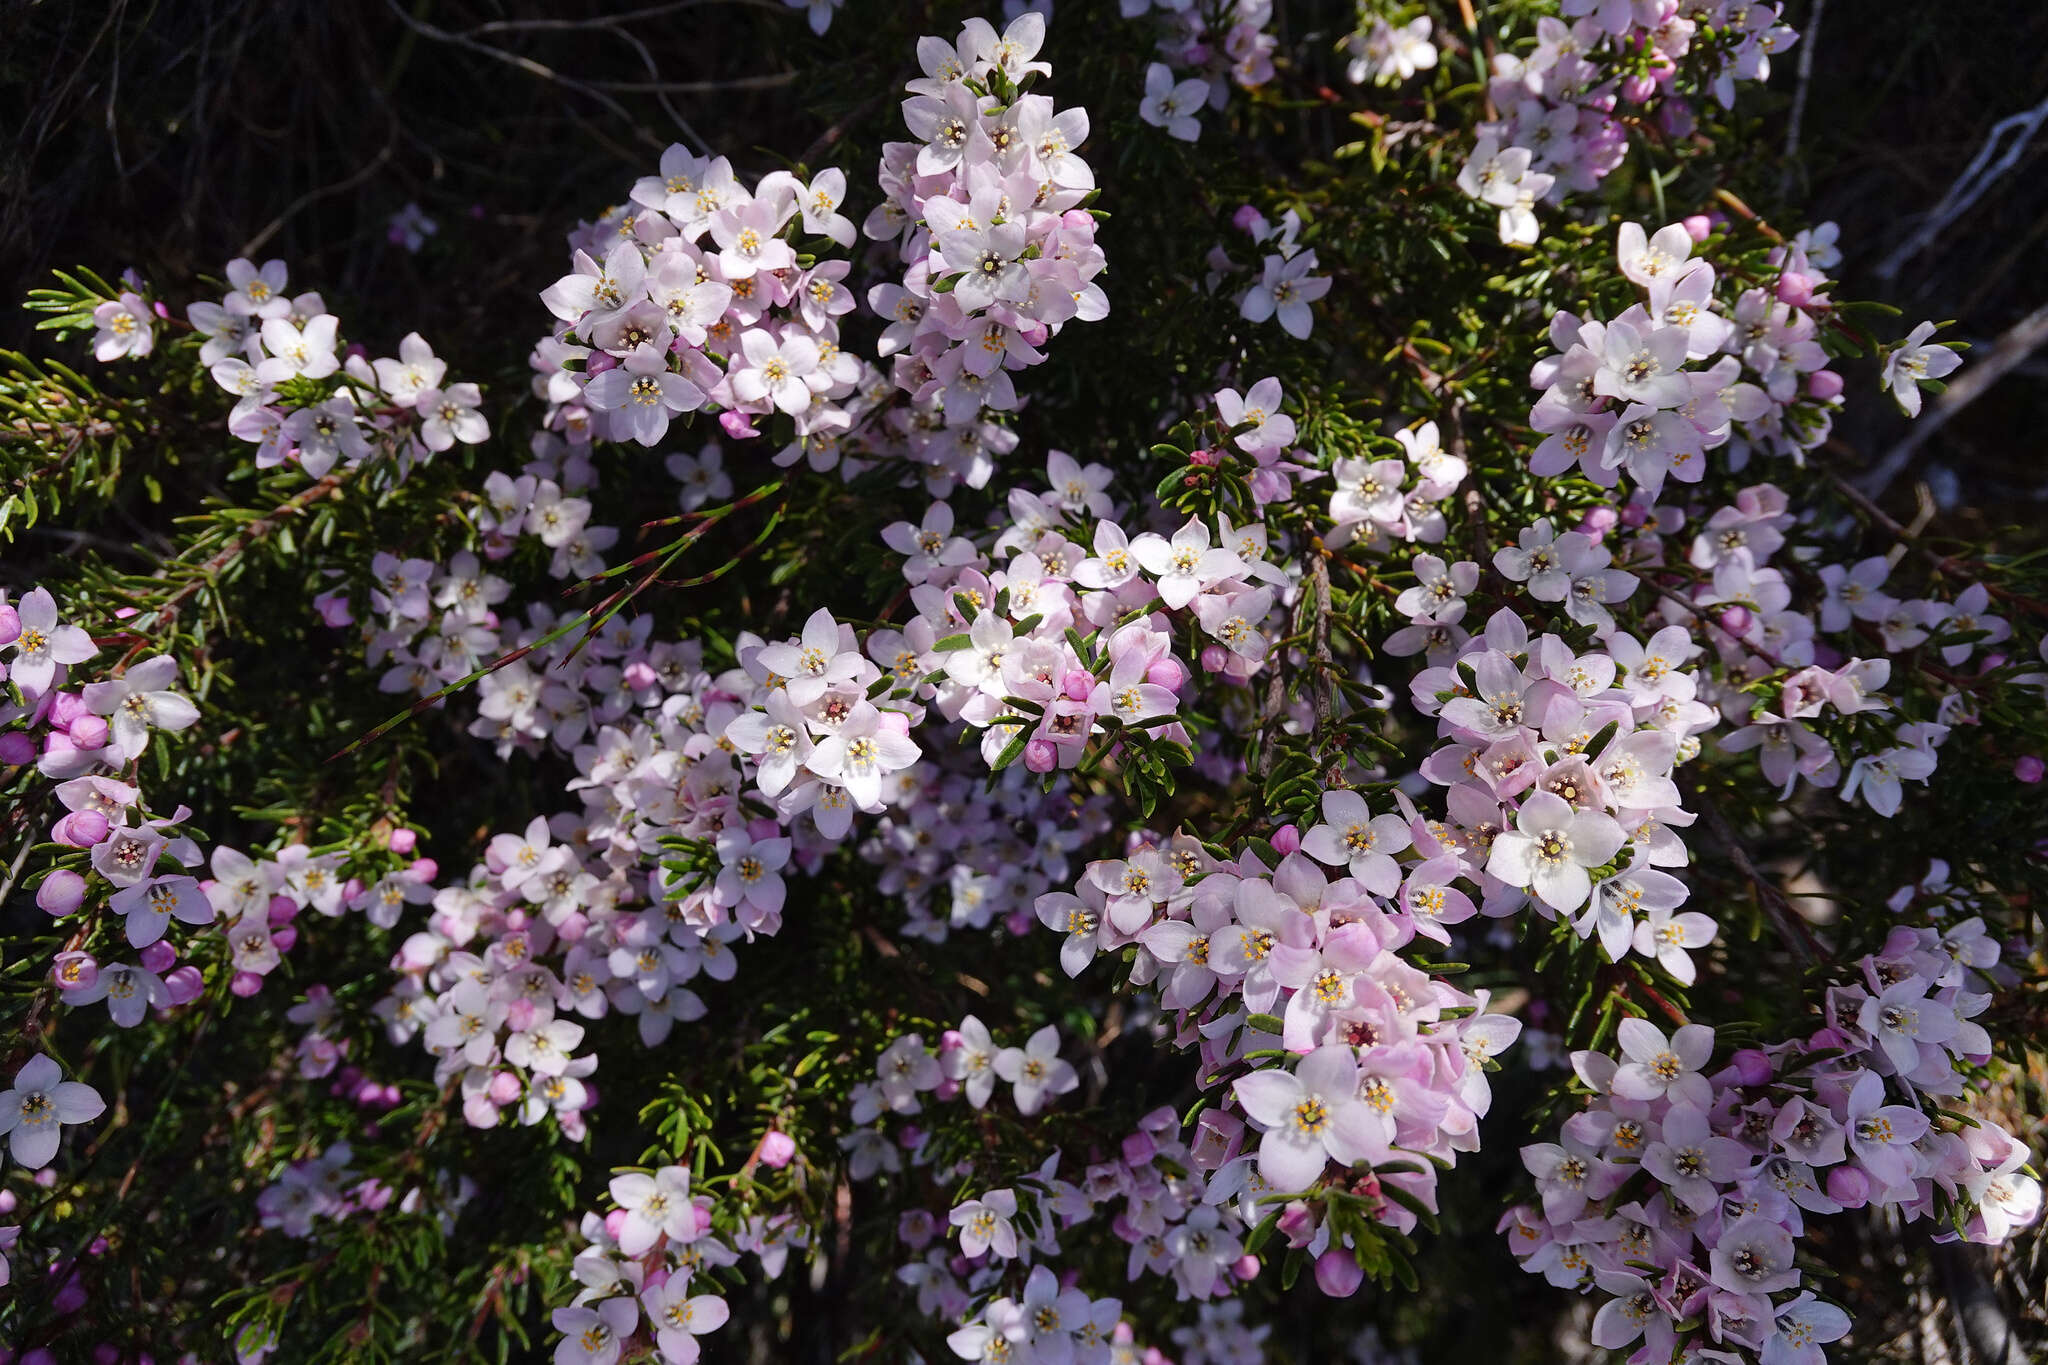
xmin=82 ymin=654 xmax=199 ymax=760
xmin=551 ymin=1297 xmax=637 ymax=1365
xmin=1239 ymin=249 xmax=1330 ymax=339
xmin=993 ymin=1024 xmax=1078 ymax=1115
xmin=1486 ymin=791 xmax=1625 ymax=913
xmin=949 ymin=1188 xmax=1020 ymax=1258
xmin=1139 ymin=63 xmax=1209 ymax=142
xmin=92 ymin=292 xmax=155 ymax=362
xmin=1300 ymin=788 xmax=1412 ymax=896
xmin=254 ymin=314 xmax=340 ymax=382
xmin=1610 ymin=1017 xmax=1716 ymax=1109
xmin=1232 ymin=1044 xmax=1384 ymax=1192
xmin=0 ymin=1053 xmax=105 ymax=1168
xmin=4 ymin=587 xmax=97 ymax=697
xmin=1881 ymin=321 xmax=1962 ymax=417
xmin=609 ymin=1165 xmax=696 ymax=1256
xmin=416 ymin=382 xmax=491 ymax=451
xmin=641 ymin=1279 xmax=729 ymax=1365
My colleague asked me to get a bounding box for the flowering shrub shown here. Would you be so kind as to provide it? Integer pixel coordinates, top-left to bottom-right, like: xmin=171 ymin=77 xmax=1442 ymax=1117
xmin=2 ymin=3 xmax=2044 ymax=1364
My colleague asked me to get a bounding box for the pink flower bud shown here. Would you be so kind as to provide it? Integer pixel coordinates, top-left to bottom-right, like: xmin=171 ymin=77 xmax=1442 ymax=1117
xmin=585 ymin=351 xmax=621 ymax=377
xmin=604 ymin=1208 xmax=630 ymax=1239
xmin=933 ymin=1078 xmax=960 ymax=1101
xmin=0 ymin=1189 xmax=15 ymax=1213
xmin=0 ymin=602 xmax=18 ymax=646
xmin=1023 ymin=739 xmax=1058 ymax=773
xmin=1003 ymin=909 xmax=1034 ymax=937
xmin=266 ymin=896 xmax=299 ymax=926
xmin=164 ymin=965 xmax=204 ymax=1004
xmin=1620 ymin=73 xmax=1656 ymax=103
xmin=939 ymin=1030 xmax=965 ymax=1052
xmin=898 ymin=1125 xmax=923 ymax=1149
xmin=2015 ymin=755 xmax=2046 ymax=784
xmin=1805 ymin=369 xmax=1844 ymax=401
xmin=1717 ymin=605 xmax=1754 ymax=635
xmin=139 ymin=940 xmax=177 ymax=973
xmin=0 ymin=732 xmax=34 ymax=765
xmin=270 ymin=925 xmax=298 ymax=954
xmin=230 ymin=971 xmax=265 ymax=997
xmin=1776 ymin=272 xmax=1815 ymax=307
xmin=1231 ymin=204 xmax=1263 ymax=233
xmin=67 ymin=715 xmax=109 ymax=750
xmin=49 ymin=692 xmax=89 ymax=727
xmin=758 ymin=1129 xmax=797 ymax=1168
xmin=1314 ymin=1248 xmax=1364 ymax=1296
xmin=1121 ymin=1131 xmax=1158 ymax=1167
xmin=1231 ymin=1254 xmax=1261 ymax=1281
xmin=1276 ymin=1201 xmax=1317 ymax=1247
xmin=1269 ymin=824 xmax=1301 ymax=856
xmin=623 ymin=660 xmax=659 ymax=691
xmin=877 ymin=709 xmax=911 ymax=738
xmin=1186 ymin=447 xmax=1218 ymax=467
xmin=1146 ymin=657 xmax=1187 ymax=692
xmin=311 ymin=590 xmax=354 ymax=628
xmin=719 ymin=409 xmax=761 ymax=440
xmin=387 ymin=827 xmax=418 ymax=855
xmin=37 ymin=868 xmax=87 ymax=916
xmin=555 ymin=910 xmax=590 ymax=942
xmin=1200 ymin=645 xmax=1229 ymax=673
xmin=341 ymin=876 xmax=364 ymax=902
xmin=1728 ymin=1048 xmax=1773 ymax=1087
xmin=1062 ymin=669 xmax=1095 ymax=702
xmin=52 ymin=811 xmax=110 ymax=847
xmin=489 ymin=1071 xmax=524 ymax=1105
xmin=1826 ymin=1165 xmax=1869 ymax=1208
xmin=408 ymin=857 xmax=438 ymax=882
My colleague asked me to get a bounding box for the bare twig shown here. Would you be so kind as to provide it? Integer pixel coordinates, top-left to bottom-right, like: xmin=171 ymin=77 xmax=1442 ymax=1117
xmin=1696 ymin=797 xmax=1824 ymax=964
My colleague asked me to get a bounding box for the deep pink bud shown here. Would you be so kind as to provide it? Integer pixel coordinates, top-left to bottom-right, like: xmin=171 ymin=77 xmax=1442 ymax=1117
xmin=0 ymin=602 xmax=19 ymax=646
xmin=1121 ymin=1131 xmax=1158 ymax=1167
xmin=1776 ymin=272 xmax=1815 ymax=307
xmin=230 ymin=971 xmax=265 ymax=997
xmin=1269 ymin=824 xmax=1301 ymax=856
xmin=270 ymin=925 xmax=298 ymax=954
xmin=2015 ymin=755 xmax=2045 ymax=784
xmin=1231 ymin=1254 xmax=1261 ymax=1281
xmin=1619 ymin=501 xmax=1650 ymax=528
xmin=939 ymin=1030 xmax=965 ymax=1051
xmin=52 ymin=811 xmax=110 ymax=847
xmin=1717 ymin=605 xmax=1754 ymax=635
xmin=623 ymin=660 xmax=659 ymax=691
xmin=1186 ymin=447 xmax=1219 ymax=467
xmin=933 ymin=1077 xmax=960 ymax=1101
xmin=49 ymin=692 xmax=89 ymax=727
xmin=66 ymin=714 xmax=109 ymax=749
xmin=1728 ymin=1048 xmax=1773 ymax=1087
xmin=556 ymin=910 xmax=590 ymax=942
xmin=1200 ymin=645 xmax=1229 ymax=673
xmin=1145 ymin=657 xmax=1187 ymax=692
xmin=604 ymin=1208 xmax=629 ymax=1239
xmin=489 ymin=1071 xmax=524 ymax=1105
xmin=1826 ymin=1165 xmax=1869 ymax=1208
xmin=584 ymin=351 xmax=621 ymax=377
xmin=1276 ymin=1202 xmax=1317 ymax=1247
xmin=1314 ymin=1248 xmax=1365 ymax=1296
xmin=387 ymin=827 xmax=418 ymax=855
xmin=1023 ymin=739 xmax=1058 ymax=773
xmin=1231 ymin=204 xmax=1263 ymax=233
xmin=266 ymin=896 xmax=300 ymax=926
xmin=719 ymin=409 xmax=760 ymax=440
xmin=898 ymin=1125 xmax=924 ymax=1149
xmin=407 ymin=857 xmax=438 ymax=882
xmin=1620 ymin=73 xmax=1656 ymax=103
xmin=37 ymin=868 xmax=87 ymax=916
xmin=758 ymin=1129 xmax=797 ymax=1168
xmin=163 ymin=965 xmax=204 ymax=1004
xmin=139 ymin=940 xmax=177 ymax=973
xmin=0 ymin=732 xmax=34 ymax=765
xmin=1062 ymin=669 xmax=1095 ymax=702
xmin=1807 ymin=369 xmax=1844 ymax=400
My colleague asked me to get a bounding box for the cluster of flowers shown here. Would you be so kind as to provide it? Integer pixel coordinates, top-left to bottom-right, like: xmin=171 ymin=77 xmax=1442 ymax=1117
xmin=535 ymin=138 xmax=874 ymax=468
xmin=255 ymin=1141 xmax=479 ymax=1240
xmin=1324 ymin=419 xmax=1470 ymax=552
xmin=179 ymin=257 xmax=491 ymax=477
xmin=865 ymin=11 xmax=1109 ymax=490
xmin=1456 ymin=3 xmax=1800 ymax=243
xmin=1502 ymin=917 xmax=2040 ymax=1364
xmin=1525 ymin=217 xmax=1838 ymax=496
xmin=1131 ymin=0 xmax=1276 ymax=143
xmin=1032 ymin=811 xmax=1524 ymax=1279
xmin=1344 ymin=11 xmax=1437 ymax=87
xmin=552 ymin=1157 xmax=789 ymax=1365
